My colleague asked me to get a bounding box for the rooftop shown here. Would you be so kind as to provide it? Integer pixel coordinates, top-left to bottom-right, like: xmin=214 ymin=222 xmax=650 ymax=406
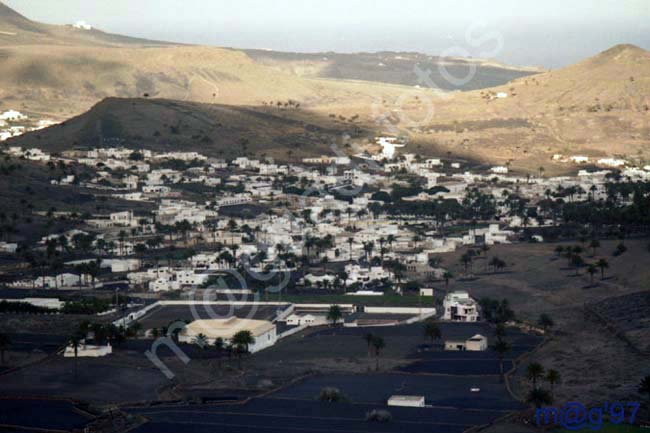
xmin=184 ymin=317 xmax=275 ymax=339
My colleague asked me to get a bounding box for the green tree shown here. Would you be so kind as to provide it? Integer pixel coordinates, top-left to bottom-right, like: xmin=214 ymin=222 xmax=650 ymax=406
xmin=363 ymin=333 xmax=374 ymax=357
xmin=494 ymin=338 xmax=511 ymax=380
xmin=526 ymin=362 xmax=545 ymax=389
xmin=442 ymin=271 xmax=453 ymax=290
xmin=372 ymin=336 xmax=385 ymax=371
xmin=545 ymin=369 xmax=561 ymax=398
xmin=589 ymin=239 xmax=600 ymax=256
xmin=596 ymin=258 xmax=609 ymax=280
xmin=537 ymin=314 xmax=554 ymax=333
xmin=68 ymin=334 xmax=83 ymax=379
xmin=231 ymin=330 xmax=254 ymax=370
xmin=587 ymin=264 xmax=597 ymax=284
xmin=327 ymin=305 xmax=343 ymax=328
xmin=527 ymin=388 xmax=553 ymax=408
xmin=193 ymin=333 xmax=209 ymax=348
xmin=638 ymin=375 xmax=650 ymax=401
xmin=423 ymin=321 xmax=442 ymax=345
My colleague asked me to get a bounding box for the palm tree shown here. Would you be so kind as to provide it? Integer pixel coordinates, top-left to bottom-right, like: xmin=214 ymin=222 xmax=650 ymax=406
xmin=0 ymin=333 xmax=10 ymax=365
xmin=423 ymin=321 xmax=441 ymax=346
xmin=589 ymin=239 xmax=600 ymax=257
xmin=494 ymin=339 xmax=511 ymax=381
xmin=537 ymin=314 xmax=554 ymax=333
xmin=460 ymin=253 xmax=472 ymax=274
xmin=596 ymin=258 xmax=609 ymax=280
xmin=554 ymin=245 xmax=564 ymax=257
xmin=545 ymin=369 xmax=561 ymax=398
xmin=231 ymin=330 xmax=255 ymax=370
xmin=638 ymin=375 xmax=650 ymax=401
xmin=495 ymin=323 xmax=507 ymax=339
xmin=570 ymin=254 xmax=584 ymax=276
xmin=527 ymin=388 xmax=553 ymax=408
xmin=193 ymin=333 xmax=209 ymax=348
xmin=442 ymin=271 xmax=453 ymax=290
xmin=68 ymin=334 xmax=83 ymax=379
xmin=526 ymin=362 xmax=545 ymax=389
xmin=363 ymin=333 xmax=374 ymax=357
xmin=327 ymin=305 xmax=343 ymax=329
xmin=214 ymin=337 xmax=225 ymax=371
xmin=587 ymin=264 xmax=597 ymax=285
xmin=372 ymin=336 xmax=385 ymax=371
xmin=386 ymin=234 xmax=396 ymax=251
xmin=347 ymin=237 xmax=354 ymax=261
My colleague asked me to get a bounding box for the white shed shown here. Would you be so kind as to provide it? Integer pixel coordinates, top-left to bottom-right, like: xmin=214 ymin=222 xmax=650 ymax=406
xmin=387 ymin=395 xmax=425 ymax=408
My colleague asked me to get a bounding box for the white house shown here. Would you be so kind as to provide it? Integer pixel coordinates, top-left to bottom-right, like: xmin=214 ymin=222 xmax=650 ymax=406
xmin=72 ymin=20 xmax=93 ymax=30
xmin=445 ymin=334 xmax=488 ymax=351
xmin=442 ymin=291 xmax=479 ymax=322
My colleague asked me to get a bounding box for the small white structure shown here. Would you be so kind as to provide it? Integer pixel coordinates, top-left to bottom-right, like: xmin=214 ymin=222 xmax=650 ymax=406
xmin=0 ymin=110 xmax=27 ymax=121
xmin=442 ymin=291 xmax=479 ymax=322
xmin=72 ymin=20 xmax=93 ymax=30
xmin=0 ymin=242 xmax=18 ymax=253
xmin=387 ymin=395 xmax=425 ymax=408
xmin=490 ymin=166 xmax=509 ymax=174
xmin=285 ymin=313 xmax=325 ymax=326
xmin=445 ymin=334 xmax=488 ymax=351
xmin=64 ymin=342 xmax=112 ymax=358
xmin=569 ymin=156 xmax=590 ymax=164
xmin=597 ymin=158 xmax=626 ymax=168
xmin=465 ymin=334 xmax=488 ymax=351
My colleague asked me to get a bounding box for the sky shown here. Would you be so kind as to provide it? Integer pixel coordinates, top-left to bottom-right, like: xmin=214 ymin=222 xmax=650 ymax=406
xmin=5 ymin=0 xmax=650 ymax=68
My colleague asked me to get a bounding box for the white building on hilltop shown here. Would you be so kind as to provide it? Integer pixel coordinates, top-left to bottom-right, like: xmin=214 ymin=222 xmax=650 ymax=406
xmin=377 ymin=137 xmax=405 ymax=160
xmin=442 ymin=291 xmax=479 ymax=322
xmin=72 ymin=21 xmax=93 ymax=30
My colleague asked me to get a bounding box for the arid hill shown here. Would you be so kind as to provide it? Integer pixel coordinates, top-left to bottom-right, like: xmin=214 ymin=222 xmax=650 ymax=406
xmin=8 ymin=97 xmax=364 ymax=161
xmin=0 ymin=2 xmax=168 ymax=47
xmin=386 ymin=44 xmax=650 ymax=172
xmin=0 ymin=2 xmax=532 ymax=121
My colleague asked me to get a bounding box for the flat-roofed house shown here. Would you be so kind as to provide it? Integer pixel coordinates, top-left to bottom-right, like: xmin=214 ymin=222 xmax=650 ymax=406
xmin=179 ymin=317 xmax=277 ymax=353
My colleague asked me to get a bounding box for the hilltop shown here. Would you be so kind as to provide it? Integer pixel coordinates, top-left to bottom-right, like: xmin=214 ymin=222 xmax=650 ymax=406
xmin=0 ymin=2 xmax=168 ymax=47
xmin=386 ymin=44 xmax=650 ymax=171
xmin=8 ymin=97 xmax=362 ymax=161
xmin=9 ymin=44 xmax=650 ymax=169
xmin=0 ymin=2 xmax=536 ymax=120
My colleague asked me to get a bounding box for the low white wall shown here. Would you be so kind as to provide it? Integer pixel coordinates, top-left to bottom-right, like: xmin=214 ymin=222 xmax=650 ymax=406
xmin=365 ymin=307 xmax=436 ymax=315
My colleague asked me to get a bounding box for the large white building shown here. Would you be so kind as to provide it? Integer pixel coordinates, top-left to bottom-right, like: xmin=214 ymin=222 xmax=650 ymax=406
xmin=442 ymin=291 xmax=479 ymax=322
xmin=179 ymin=317 xmax=277 ymax=353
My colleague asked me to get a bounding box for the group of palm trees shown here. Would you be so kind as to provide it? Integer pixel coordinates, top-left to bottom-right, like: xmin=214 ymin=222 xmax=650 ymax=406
xmin=459 ymin=246 xmax=507 ymax=276
xmin=525 ymin=362 xmax=562 ymax=408
xmin=554 ymin=244 xmax=610 ymax=283
xmin=362 ymin=332 xmax=386 ymax=370
xmin=191 ymin=329 xmax=255 ymax=370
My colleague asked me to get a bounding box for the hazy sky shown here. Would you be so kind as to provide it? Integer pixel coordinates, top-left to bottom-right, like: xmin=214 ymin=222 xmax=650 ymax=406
xmin=5 ymin=0 xmax=650 ymax=68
